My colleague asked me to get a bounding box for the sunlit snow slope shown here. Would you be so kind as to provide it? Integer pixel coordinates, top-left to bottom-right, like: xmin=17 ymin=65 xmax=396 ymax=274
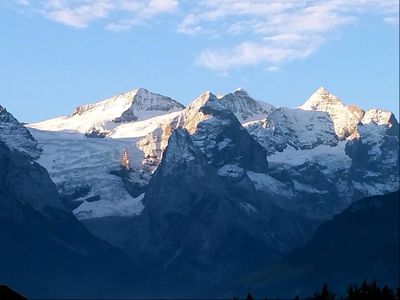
xmin=28 ymin=88 xmax=184 ymax=219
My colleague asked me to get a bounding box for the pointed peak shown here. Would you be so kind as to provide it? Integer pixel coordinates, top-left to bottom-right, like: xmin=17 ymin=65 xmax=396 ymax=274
xmin=0 ymin=104 xmax=40 ymax=158
xmin=201 ymin=90 xmax=217 ymax=99
xmin=299 ymin=86 xmax=343 ymax=110
xmin=187 ymin=90 xmax=218 ymax=108
xmin=234 ymin=87 xmax=249 ymax=95
xmin=218 ymin=88 xmax=250 ymax=99
xmin=0 ymin=105 xmax=7 ymax=114
xmin=315 ymin=86 xmax=329 ymax=94
xmin=70 ymin=87 xmax=183 ymax=120
xmin=216 ymin=88 xmax=274 ymax=121
xmin=134 ymin=87 xmax=148 ymax=94
xmin=307 ymin=86 xmax=334 ymax=101
xmin=133 ymin=87 xmax=160 ymax=97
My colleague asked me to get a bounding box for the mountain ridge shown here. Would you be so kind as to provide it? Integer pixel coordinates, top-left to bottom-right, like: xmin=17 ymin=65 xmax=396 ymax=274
xmin=21 ymin=86 xmax=399 ymax=220
xmin=248 ymin=191 xmax=399 ymax=298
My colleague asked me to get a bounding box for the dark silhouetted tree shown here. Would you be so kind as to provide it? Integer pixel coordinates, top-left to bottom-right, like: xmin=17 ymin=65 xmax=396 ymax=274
xmin=246 ymin=292 xmax=254 ymax=300
xmin=345 ymin=281 xmax=395 ymax=300
xmin=313 ymin=283 xmax=334 ymax=300
xmin=382 ymin=285 xmax=395 ymax=300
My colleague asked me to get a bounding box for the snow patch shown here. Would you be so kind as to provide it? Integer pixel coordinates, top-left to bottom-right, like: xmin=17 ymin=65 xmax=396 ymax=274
xmin=29 ymin=128 xmax=145 ymax=219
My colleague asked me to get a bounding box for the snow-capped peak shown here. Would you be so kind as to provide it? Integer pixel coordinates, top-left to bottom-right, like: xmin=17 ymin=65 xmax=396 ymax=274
xmin=71 ymin=89 xmax=139 ymax=117
xmin=299 ymin=87 xmax=364 ymax=139
xmin=176 ymin=90 xmax=221 ymax=134
xmin=299 ymin=86 xmax=343 ymax=111
xmin=190 ymin=90 xmax=218 ymax=107
xmin=71 ymin=87 xmax=184 ymax=122
xmin=21 ymin=86 xmax=399 ymax=222
xmin=233 ymin=87 xmax=249 ymax=95
xmin=216 ymin=89 xmax=273 ymax=122
xmin=29 ymin=88 xmax=185 ymax=136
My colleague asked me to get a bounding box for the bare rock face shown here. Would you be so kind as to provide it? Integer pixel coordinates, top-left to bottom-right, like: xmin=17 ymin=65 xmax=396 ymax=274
xmin=122 ymin=129 xmax=316 ymax=297
xmin=84 ymin=125 xmax=110 ymax=138
xmin=361 ymin=108 xmax=397 ymax=126
xmin=299 ymin=87 xmax=365 ymax=139
xmin=190 ymin=93 xmax=268 ymax=172
xmin=345 ymin=113 xmax=399 ymax=195
xmin=0 ymin=105 xmax=41 ymax=158
xmin=137 ymin=90 xmax=269 ymax=172
xmin=177 ymin=91 xmax=215 ymax=133
xmin=347 ymin=104 xmax=365 ymax=121
xmin=137 ymin=124 xmax=174 ymax=171
xmin=217 ymin=88 xmax=273 ymax=122
xmin=0 ymin=140 xmax=63 ymax=213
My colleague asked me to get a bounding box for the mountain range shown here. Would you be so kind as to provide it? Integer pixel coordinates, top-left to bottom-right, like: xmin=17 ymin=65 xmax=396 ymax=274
xmin=0 ymin=86 xmax=398 ymax=297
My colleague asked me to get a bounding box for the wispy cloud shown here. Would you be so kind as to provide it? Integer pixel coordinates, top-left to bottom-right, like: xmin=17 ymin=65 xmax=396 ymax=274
xmin=10 ymin=0 xmax=178 ymax=30
xmin=180 ymin=0 xmax=399 ymax=71
xmin=8 ymin=0 xmax=399 ymax=70
xmin=384 ymin=15 xmax=399 ymax=25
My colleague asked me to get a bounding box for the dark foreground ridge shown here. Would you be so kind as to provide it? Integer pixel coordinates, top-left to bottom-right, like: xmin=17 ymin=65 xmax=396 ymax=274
xmin=0 ymin=285 xmax=27 ymax=300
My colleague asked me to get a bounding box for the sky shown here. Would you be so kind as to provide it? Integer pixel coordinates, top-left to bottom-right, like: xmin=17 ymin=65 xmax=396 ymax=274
xmin=0 ymin=0 xmax=399 ymax=123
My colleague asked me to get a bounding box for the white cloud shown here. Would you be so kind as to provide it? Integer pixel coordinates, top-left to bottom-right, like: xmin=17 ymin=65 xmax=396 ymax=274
xmin=181 ymin=0 xmax=399 ymax=71
xmin=45 ymin=1 xmax=113 ymax=28
xmin=197 ymin=38 xmax=323 ymax=71
xmin=8 ymin=0 xmax=399 ymax=71
xmin=11 ymin=0 xmax=178 ymax=29
xmin=267 ymin=66 xmax=280 ymax=73
xmin=105 ymin=0 xmax=178 ymax=32
xmin=384 ymin=15 xmax=399 ymax=25
xmin=14 ymin=0 xmax=30 ymax=5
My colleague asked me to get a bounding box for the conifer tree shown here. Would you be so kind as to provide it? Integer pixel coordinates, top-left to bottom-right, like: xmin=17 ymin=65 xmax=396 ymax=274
xmin=382 ymin=285 xmax=395 ymax=300
xmin=246 ymin=292 xmax=254 ymax=300
xmin=313 ymin=283 xmax=334 ymax=300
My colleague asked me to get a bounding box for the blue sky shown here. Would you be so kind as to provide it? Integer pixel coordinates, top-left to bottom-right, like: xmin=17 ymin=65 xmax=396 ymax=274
xmin=0 ymin=0 xmax=398 ymax=122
